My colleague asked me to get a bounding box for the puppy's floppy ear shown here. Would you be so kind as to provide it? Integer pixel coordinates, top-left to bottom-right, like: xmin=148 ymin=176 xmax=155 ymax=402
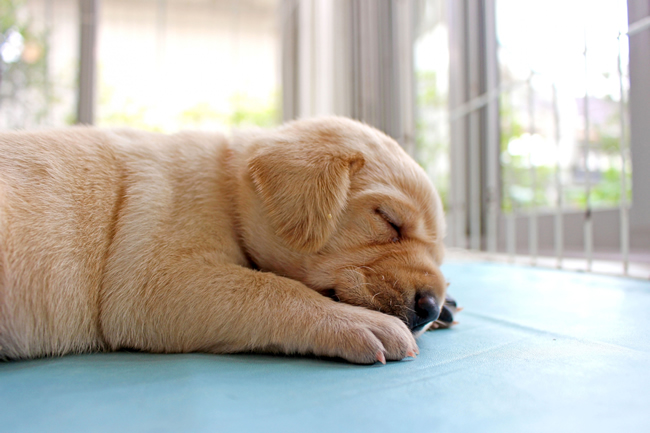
xmin=248 ymin=141 xmax=364 ymax=253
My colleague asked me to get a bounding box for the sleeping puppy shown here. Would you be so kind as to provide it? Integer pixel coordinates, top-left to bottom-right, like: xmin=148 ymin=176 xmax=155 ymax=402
xmin=0 ymin=116 xmax=453 ymax=364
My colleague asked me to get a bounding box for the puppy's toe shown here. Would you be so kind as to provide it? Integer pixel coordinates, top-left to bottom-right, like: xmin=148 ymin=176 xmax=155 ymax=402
xmin=315 ymin=305 xmax=418 ymax=364
xmin=366 ymin=314 xmax=418 ymax=362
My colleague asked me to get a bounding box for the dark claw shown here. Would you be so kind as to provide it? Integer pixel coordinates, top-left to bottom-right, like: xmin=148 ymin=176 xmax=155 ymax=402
xmin=428 ymin=293 xmax=460 ymax=330
xmin=438 ymin=305 xmax=454 ymax=324
xmin=444 ymin=295 xmax=457 ymax=309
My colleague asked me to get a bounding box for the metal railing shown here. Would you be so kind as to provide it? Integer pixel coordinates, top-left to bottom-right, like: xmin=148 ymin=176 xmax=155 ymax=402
xmin=447 ymin=8 xmax=649 ymax=279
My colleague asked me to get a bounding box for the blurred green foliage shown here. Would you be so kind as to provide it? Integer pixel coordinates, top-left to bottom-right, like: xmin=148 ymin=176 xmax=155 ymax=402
xmin=99 ymin=86 xmax=280 ymax=132
xmin=0 ymin=0 xmax=54 ymax=127
xmin=500 ymin=93 xmax=631 ymax=213
xmin=415 ymin=69 xmax=450 ymax=210
xmin=227 ymin=92 xmax=280 ymax=128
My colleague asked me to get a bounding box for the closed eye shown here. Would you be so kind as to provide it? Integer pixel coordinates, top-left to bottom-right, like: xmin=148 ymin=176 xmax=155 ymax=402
xmin=376 ymin=208 xmax=402 ymax=243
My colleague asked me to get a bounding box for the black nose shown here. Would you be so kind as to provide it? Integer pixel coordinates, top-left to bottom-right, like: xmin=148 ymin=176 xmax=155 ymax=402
xmin=411 ymin=293 xmax=440 ymax=331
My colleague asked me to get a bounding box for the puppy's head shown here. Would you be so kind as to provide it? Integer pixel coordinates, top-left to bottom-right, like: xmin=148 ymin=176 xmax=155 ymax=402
xmin=243 ymin=116 xmax=447 ymax=335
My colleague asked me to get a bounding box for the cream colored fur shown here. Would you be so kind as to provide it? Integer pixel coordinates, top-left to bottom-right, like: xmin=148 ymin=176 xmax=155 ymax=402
xmin=0 ymin=117 xmax=446 ymax=364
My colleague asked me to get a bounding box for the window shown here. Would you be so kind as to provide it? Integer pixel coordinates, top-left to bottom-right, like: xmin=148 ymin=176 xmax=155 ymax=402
xmin=439 ymin=0 xmax=649 ymax=275
xmin=0 ymin=0 xmax=281 ymax=131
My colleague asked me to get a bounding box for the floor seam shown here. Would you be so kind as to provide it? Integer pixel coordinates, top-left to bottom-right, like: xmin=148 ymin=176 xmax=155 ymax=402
xmin=464 ymin=311 xmax=650 ymax=356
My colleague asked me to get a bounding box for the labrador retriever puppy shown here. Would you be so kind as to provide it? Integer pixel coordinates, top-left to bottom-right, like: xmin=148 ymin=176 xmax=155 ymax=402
xmin=0 ymin=116 xmax=450 ymax=364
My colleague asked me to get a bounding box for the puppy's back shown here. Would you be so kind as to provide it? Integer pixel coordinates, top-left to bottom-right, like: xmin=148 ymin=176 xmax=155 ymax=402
xmin=0 ymin=128 xmax=128 ymax=359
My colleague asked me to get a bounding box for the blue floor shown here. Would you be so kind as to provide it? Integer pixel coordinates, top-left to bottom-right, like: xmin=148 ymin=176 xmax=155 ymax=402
xmin=2 ymin=262 xmax=650 ymax=433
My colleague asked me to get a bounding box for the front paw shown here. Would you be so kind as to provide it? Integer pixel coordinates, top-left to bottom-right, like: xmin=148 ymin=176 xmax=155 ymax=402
xmin=312 ymin=304 xmax=418 ymax=365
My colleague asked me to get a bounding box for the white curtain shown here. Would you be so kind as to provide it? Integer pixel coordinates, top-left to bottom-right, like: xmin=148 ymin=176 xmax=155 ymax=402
xmin=280 ymin=0 xmax=416 ymax=154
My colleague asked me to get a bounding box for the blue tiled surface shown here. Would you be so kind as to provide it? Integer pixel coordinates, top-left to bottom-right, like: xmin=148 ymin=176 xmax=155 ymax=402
xmin=2 ymin=262 xmax=649 ymax=433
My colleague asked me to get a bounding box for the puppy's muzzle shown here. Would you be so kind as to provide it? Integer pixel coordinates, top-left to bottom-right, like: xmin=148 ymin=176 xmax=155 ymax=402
xmin=410 ymin=292 xmax=441 ymax=332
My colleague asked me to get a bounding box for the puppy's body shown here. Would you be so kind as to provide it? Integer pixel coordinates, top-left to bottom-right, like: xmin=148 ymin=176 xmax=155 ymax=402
xmin=0 ymin=117 xmax=446 ymax=364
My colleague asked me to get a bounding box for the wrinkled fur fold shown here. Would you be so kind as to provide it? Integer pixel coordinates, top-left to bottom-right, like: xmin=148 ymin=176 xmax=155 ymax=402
xmin=0 ymin=117 xmax=446 ymax=364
